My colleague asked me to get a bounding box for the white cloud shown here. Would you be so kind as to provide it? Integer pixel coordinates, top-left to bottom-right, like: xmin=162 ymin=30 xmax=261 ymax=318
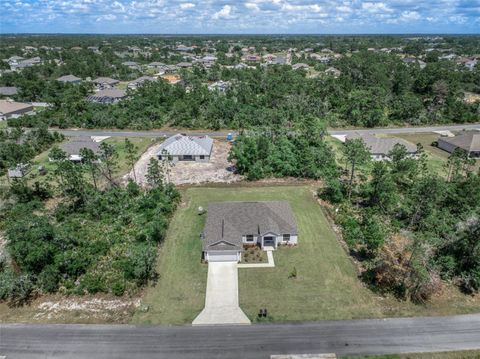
xmin=361 ymin=2 xmax=394 ymax=13
xmin=212 ymin=4 xmax=232 ymax=19
xmin=96 ymin=14 xmax=116 ymax=21
xmin=180 ymin=3 xmax=195 ymax=10
xmin=401 ymin=10 xmax=421 ymax=20
xmin=245 ymin=2 xmax=260 ymax=11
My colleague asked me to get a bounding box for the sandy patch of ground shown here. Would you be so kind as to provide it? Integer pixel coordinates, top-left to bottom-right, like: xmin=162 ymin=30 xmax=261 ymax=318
xmin=32 ymin=297 xmax=141 ymax=321
xmin=125 ymin=139 xmax=242 ymax=186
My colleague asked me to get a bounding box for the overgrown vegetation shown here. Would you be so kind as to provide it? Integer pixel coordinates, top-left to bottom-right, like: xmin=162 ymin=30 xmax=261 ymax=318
xmin=320 ymin=141 xmax=480 ymax=303
xmin=0 ymin=143 xmax=179 ymax=306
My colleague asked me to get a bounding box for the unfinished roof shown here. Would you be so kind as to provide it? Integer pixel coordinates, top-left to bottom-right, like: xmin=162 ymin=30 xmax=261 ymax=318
xmin=347 ymin=133 xmax=417 ymax=155
xmin=157 ymin=134 xmax=213 ymax=156
xmin=439 ymin=132 xmax=480 ymax=152
xmin=59 ymin=137 xmax=101 ymax=156
xmin=92 ymin=77 xmax=119 ymax=85
xmin=0 ymin=100 xmax=33 ymax=115
xmin=57 ymin=75 xmax=82 ymax=83
xmin=202 ymin=201 xmax=298 ymax=251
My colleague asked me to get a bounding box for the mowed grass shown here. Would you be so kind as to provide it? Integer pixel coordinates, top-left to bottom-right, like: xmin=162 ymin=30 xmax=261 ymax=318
xmin=132 ymin=185 xmax=383 ymax=324
xmin=132 ymin=185 xmax=480 ymax=325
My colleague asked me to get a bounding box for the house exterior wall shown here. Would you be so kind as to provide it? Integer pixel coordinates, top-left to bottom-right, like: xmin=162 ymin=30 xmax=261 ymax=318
xmin=158 ymin=154 xmax=210 ymax=163
xmin=242 ymin=234 xmax=298 ymax=247
xmin=0 ymin=105 xmax=34 ymax=120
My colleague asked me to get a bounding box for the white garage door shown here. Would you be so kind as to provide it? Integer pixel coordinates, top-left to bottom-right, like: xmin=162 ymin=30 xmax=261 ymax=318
xmin=207 ymin=251 xmax=239 ymax=262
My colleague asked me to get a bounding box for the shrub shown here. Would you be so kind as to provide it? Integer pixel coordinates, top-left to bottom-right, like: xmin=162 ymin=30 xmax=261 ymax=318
xmin=319 ymin=178 xmax=345 ymax=204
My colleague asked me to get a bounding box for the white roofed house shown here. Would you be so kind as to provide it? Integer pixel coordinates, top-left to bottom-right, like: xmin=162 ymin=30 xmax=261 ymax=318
xmin=121 ymin=61 xmax=140 ymax=70
xmin=156 ymin=134 xmax=213 ymax=163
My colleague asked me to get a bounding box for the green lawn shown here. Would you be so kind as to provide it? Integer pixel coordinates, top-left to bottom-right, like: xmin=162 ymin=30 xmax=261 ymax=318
xmin=132 ymin=185 xmax=480 ymax=325
xmin=28 ymin=136 xmax=153 ymax=181
xmin=132 ymin=185 xmax=382 ymax=324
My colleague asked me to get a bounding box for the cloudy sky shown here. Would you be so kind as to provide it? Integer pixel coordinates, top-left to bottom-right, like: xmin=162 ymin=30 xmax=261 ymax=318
xmin=1 ymin=0 xmax=479 ymax=34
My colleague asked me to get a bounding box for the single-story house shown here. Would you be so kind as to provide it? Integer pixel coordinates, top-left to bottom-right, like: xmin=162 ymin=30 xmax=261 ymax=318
xmin=58 ymin=137 xmax=102 ymax=161
xmin=346 ymin=133 xmax=417 ymax=161
xmin=147 ymin=62 xmax=165 ymax=69
xmin=176 ymin=62 xmax=193 ymax=69
xmin=127 ymin=76 xmax=155 ymax=90
xmin=8 ymin=163 xmax=30 ymax=178
xmin=0 ymin=87 xmax=18 ymax=96
xmin=57 ymin=75 xmax=82 ymax=84
xmin=292 ymin=63 xmax=310 ymax=70
xmin=87 ymin=89 xmax=127 ymax=104
xmin=92 ymin=77 xmax=119 ymax=89
xmin=156 ymin=134 xmax=213 ymax=163
xmin=208 ymin=80 xmax=231 ymax=92
xmin=121 ymin=61 xmax=139 ymax=69
xmin=0 ymin=100 xmax=34 ymax=120
xmin=438 ymin=131 xmax=480 ymax=158
xmin=202 ymin=201 xmax=298 ymax=262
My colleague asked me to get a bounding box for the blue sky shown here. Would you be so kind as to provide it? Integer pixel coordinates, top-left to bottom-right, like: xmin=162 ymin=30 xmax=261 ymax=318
xmin=1 ymin=0 xmax=479 ymax=34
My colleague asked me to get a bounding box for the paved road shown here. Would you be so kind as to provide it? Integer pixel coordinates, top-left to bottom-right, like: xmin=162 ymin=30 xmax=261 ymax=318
xmin=2 ymin=314 xmax=480 ymax=359
xmin=54 ymin=123 xmax=480 ymax=138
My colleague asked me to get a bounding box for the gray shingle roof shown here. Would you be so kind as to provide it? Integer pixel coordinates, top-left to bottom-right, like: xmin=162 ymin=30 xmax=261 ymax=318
xmin=438 ymin=132 xmax=480 ymax=152
xmin=59 ymin=137 xmax=101 ymax=156
xmin=92 ymin=77 xmax=119 ymax=85
xmin=347 ymin=133 xmax=417 ymax=155
xmin=157 ymin=134 xmax=213 ymax=156
xmin=202 ymin=201 xmax=297 ymax=251
xmin=57 ymin=75 xmax=82 ymax=83
xmin=0 ymin=87 xmax=18 ymax=96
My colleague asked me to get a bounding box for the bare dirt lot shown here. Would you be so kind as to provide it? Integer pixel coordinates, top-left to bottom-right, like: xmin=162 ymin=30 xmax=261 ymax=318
xmin=125 ymin=139 xmax=242 ymax=186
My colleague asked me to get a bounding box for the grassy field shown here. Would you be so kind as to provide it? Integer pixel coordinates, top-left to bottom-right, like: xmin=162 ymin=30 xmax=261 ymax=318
xmin=340 ymin=350 xmax=480 ymax=359
xmin=132 ymin=185 xmax=480 ymax=325
xmin=29 ymin=136 xmax=153 ymax=179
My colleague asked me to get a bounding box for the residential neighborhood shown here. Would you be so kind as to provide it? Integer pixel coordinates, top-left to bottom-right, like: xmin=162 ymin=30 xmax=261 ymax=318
xmin=0 ymin=20 xmax=480 ymax=359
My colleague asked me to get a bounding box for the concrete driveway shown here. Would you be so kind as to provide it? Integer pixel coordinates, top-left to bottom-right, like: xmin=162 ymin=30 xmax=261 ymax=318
xmin=192 ymin=261 xmax=250 ymax=326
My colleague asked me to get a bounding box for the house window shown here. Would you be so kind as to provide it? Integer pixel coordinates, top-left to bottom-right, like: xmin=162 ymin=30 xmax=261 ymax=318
xmin=199 ymin=155 xmax=205 ymax=160
xmin=246 ymin=235 xmax=254 ymax=242
xmin=283 ymin=234 xmax=290 ymax=242
xmin=158 ymin=155 xmax=162 ymax=160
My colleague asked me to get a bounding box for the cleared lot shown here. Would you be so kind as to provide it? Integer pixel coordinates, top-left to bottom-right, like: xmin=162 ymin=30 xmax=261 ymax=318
xmin=125 ymin=139 xmax=242 ymax=185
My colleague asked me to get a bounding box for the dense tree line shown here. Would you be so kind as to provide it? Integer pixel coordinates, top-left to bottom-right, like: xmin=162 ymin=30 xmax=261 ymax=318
xmin=320 ymin=143 xmax=480 ymax=302
xmin=0 ymin=143 xmax=179 ymax=305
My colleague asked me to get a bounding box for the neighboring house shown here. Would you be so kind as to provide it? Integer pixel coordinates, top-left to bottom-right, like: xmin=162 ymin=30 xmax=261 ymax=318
xmin=176 ymin=45 xmax=194 ymax=52
xmin=92 ymin=77 xmax=119 ymax=89
xmin=346 ymin=133 xmax=417 ymax=161
xmin=147 ymin=61 xmax=165 ymax=69
xmin=8 ymin=163 xmax=30 ymax=179
xmin=0 ymin=87 xmax=18 ymax=97
xmin=57 ymin=75 xmax=82 ymax=84
xmin=160 ymin=74 xmax=181 ymax=84
xmin=127 ymin=76 xmax=155 ymax=90
xmin=58 ymin=137 xmax=101 ymax=161
xmin=292 ymin=63 xmax=310 ymax=70
xmin=156 ymin=134 xmax=213 ymax=163
xmin=325 ymin=67 xmax=341 ymax=77
xmin=121 ymin=61 xmax=139 ymax=70
xmin=0 ymin=100 xmax=34 ymax=120
xmin=438 ymin=132 xmax=480 ymax=158
xmin=201 ymin=201 xmax=298 ymax=262
xmin=208 ymin=80 xmax=231 ymax=92
xmin=87 ymin=89 xmax=127 ymax=104
xmin=176 ymin=62 xmax=193 ymax=69
xmin=10 ymin=57 xmax=42 ymax=71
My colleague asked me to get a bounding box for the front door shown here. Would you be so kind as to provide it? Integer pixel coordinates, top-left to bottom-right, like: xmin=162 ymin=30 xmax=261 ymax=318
xmin=263 ymin=236 xmax=275 ymax=248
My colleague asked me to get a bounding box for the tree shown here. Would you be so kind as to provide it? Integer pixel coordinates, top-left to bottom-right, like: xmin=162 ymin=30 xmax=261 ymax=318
xmin=342 ymin=138 xmax=371 ymax=198
xmin=80 ymin=148 xmax=99 ymax=190
xmin=98 ymin=142 xmax=118 ymax=187
xmin=124 ymin=138 xmax=138 ymax=182
xmin=146 ymin=157 xmax=163 ymax=188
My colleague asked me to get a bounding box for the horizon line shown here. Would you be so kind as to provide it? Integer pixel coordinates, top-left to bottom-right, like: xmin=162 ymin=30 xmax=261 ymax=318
xmin=1 ymin=32 xmax=480 ymax=36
